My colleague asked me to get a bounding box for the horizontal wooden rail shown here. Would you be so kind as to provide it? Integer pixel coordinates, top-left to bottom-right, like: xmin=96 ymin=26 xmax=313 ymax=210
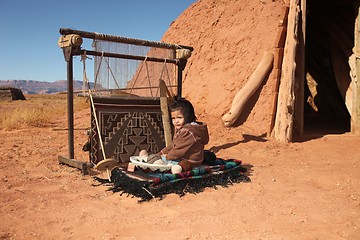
xmin=59 ymin=28 xmax=194 ymax=51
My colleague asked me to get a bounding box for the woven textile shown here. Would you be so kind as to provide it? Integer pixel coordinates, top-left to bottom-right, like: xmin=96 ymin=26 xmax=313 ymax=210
xmin=90 ymin=96 xmax=166 ymax=164
xmin=108 ymin=159 xmax=250 ymax=202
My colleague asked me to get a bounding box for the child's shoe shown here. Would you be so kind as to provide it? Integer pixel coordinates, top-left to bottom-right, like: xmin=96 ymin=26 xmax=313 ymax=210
xmin=171 ymin=165 xmax=182 ymax=174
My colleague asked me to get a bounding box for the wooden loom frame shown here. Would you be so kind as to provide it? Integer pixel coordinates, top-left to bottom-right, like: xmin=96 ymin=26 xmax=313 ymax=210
xmin=57 ymin=28 xmax=193 ymax=173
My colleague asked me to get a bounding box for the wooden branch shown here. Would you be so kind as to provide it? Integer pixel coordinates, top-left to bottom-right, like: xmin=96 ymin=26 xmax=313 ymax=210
xmin=273 ymin=6 xmax=289 ymax=48
xmin=273 ymin=0 xmax=300 ymax=142
xmin=268 ymin=49 xmax=285 ymax=136
xmin=274 ymin=27 xmax=288 ymax=49
xmin=273 ymin=48 xmax=284 ymax=70
xmin=222 ymin=51 xmax=274 ymax=127
xmin=267 ymin=6 xmax=289 ymax=136
xmin=159 ymin=80 xmax=172 ymax=147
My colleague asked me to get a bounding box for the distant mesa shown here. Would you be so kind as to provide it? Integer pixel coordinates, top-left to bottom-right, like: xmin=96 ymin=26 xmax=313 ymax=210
xmin=0 ymin=80 xmax=95 ymax=95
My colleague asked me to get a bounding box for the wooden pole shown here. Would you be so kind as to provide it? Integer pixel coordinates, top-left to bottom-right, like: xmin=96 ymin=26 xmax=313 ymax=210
xmin=268 ymin=6 xmax=289 ymax=136
xmin=274 ymin=0 xmax=300 ymax=142
xmin=67 ymin=56 xmax=74 ymax=159
xmin=59 ymin=28 xmax=193 ymax=51
xmin=159 ymin=80 xmax=172 ymax=147
xmin=222 ymin=51 xmax=274 ymax=127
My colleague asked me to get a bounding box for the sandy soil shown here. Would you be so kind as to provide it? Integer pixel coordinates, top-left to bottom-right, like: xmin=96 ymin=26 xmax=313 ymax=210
xmin=1 ymin=108 xmax=360 ymax=239
xmin=1 ymin=0 xmax=360 ymax=239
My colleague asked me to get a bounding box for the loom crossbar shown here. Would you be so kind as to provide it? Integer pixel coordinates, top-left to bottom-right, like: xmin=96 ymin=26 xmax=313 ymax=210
xmin=58 ymin=28 xmax=191 ymax=165
xmin=59 ymin=28 xmax=193 ymax=51
xmin=75 ymin=49 xmax=178 ymax=64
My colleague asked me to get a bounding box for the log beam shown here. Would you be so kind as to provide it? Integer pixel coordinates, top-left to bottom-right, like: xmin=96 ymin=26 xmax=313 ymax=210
xmin=274 ymin=0 xmax=300 ymax=142
xmin=222 ymin=51 xmax=274 ymax=127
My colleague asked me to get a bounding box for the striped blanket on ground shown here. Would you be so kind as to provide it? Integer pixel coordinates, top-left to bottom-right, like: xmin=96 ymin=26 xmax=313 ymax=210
xmin=109 ymin=159 xmax=250 ymax=202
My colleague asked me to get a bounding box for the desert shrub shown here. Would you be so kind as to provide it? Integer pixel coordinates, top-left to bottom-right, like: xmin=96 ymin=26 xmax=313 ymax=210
xmin=0 ymin=94 xmax=89 ymax=130
xmin=1 ymin=107 xmax=51 ymax=130
xmin=74 ymin=96 xmax=90 ymax=111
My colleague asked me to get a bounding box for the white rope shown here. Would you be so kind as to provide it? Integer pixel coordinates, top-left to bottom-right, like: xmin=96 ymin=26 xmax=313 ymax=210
xmin=156 ymin=58 xmax=173 ymax=97
xmin=103 ymin=57 xmax=122 ymax=90
xmin=145 ymin=59 xmax=153 ymax=97
xmin=127 ymin=57 xmax=148 ymax=98
xmin=80 ymin=50 xmax=92 ymax=96
xmin=163 ymin=59 xmax=174 ymax=93
xmin=93 ymin=51 xmax=105 ymax=92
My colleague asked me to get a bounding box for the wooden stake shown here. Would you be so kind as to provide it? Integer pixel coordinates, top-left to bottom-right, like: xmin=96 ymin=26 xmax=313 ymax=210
xmin=273 ymin=0 xmax=300 ymax=142
xmin=159 ymin=80 xmax=172 ymax=147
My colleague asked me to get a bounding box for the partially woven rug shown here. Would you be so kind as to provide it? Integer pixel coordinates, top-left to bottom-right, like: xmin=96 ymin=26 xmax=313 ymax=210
xmin=108 ymin=158 xmax=250 ymax=202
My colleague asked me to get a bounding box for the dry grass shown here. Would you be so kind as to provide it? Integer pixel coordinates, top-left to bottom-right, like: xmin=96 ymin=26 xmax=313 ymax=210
xmin=0 ymin=94 xmax=89 ymax=130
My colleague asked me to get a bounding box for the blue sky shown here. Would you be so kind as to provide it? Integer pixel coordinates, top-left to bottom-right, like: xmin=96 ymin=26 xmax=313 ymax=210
xmin=0 ymin=0 xmax=196 ymax=82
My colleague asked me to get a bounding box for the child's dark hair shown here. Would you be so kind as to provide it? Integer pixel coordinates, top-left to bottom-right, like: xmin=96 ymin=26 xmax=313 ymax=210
xmin=169 ymin=97 xmax=197 ymax=124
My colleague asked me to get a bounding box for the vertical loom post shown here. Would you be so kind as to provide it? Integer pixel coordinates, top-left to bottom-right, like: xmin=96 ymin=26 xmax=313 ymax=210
xmin=159 ymin=80 xmax=172 ymax=147
xmin=177 ymin=59 xmax=187 ymax=98
xmin=67 ymin=57 xmax=74 ymax=159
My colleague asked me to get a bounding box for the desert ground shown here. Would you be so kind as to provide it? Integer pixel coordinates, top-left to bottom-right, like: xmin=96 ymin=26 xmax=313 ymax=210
xmin=2 ymin=0 xmax=360 ymax=239
xmin=0 ymin=94 xmax=360 ymax=240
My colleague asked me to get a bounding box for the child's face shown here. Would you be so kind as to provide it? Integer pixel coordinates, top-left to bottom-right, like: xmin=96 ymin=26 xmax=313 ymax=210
xmin=171 ymin=110 xmax=185 ymax=130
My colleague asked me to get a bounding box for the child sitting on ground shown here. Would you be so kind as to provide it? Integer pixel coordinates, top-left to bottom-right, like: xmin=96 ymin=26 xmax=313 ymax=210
xmin=140 ymin=98 xmax=209 ymax=174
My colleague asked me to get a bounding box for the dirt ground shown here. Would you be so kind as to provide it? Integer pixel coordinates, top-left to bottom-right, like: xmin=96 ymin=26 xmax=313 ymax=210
xmin=1 ymin=107 xmax=360 ymax=239
xmin=1 ymin=0 xmax=360 ymax=239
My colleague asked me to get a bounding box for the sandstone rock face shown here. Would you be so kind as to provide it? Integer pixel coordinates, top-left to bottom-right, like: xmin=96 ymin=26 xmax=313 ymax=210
xmin=162 ymin=0 xmax=285 ymax=142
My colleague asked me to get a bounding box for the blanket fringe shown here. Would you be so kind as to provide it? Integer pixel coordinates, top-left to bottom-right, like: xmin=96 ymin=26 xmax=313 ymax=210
xmin=108 ymin=166 xmax=250 ymax=202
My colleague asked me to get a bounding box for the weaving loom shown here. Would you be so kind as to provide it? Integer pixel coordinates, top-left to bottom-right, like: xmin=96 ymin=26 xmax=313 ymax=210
xmin=58 ymin=29 xmax=250 ymax=200
xmin=57 ymin=28 xmax=192 ymax=169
